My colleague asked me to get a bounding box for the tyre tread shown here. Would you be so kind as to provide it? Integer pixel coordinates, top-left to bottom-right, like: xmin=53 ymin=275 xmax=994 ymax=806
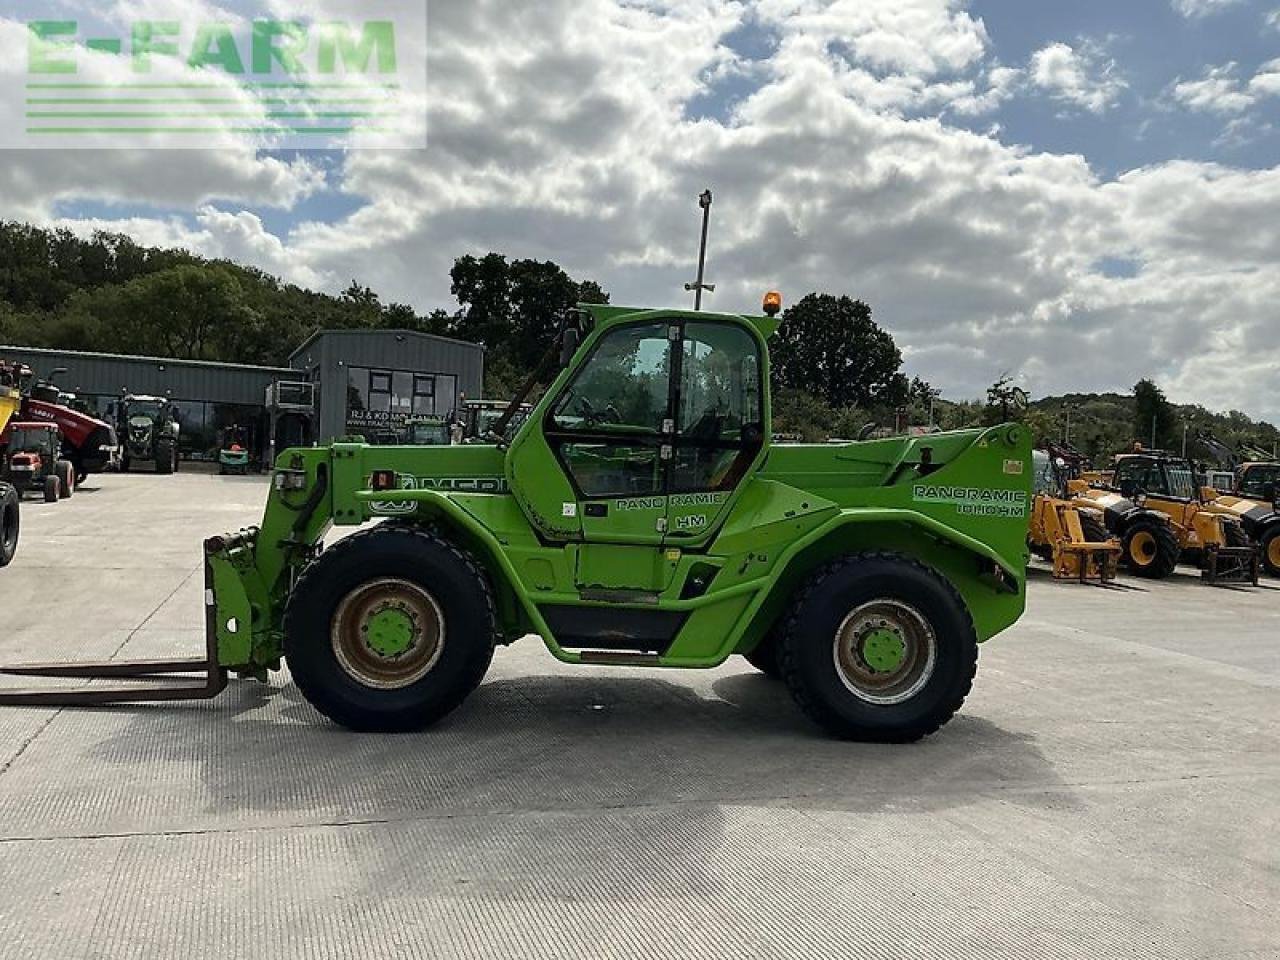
xmin=777 ymin=551 xmax=977 ymax=743
xmin=283 ymin=523 xmax=497 ymax=731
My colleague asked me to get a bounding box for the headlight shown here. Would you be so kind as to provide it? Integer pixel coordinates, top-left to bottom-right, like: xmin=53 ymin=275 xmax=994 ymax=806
xmin=274 ymin=469 xmax=308 ymax=491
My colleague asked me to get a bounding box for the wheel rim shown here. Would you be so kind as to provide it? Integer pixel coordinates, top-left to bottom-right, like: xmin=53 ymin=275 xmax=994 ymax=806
xmin=1129 ymin=530 xmax=1157 ymax=566
xmin=331 ymin=578 xmax=445 ymax=690
xmin=832 ymin=599 xmax=937 ymax=706
xmin=1268 ymin=536 xmax=1280 ymax=569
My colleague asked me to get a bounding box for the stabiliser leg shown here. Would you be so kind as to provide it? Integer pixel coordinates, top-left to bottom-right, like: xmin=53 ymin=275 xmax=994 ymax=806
xmin=0 ymin=561 xmax=227 ymax=707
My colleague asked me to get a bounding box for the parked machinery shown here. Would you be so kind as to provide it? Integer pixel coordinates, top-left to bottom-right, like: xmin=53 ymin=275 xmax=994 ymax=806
xmin=218 ymin=426 xmax=251 ymax=476
xmin=118 ymin=394 xmax=179 ymax=474
xmin=451 ymin=398 xmax=533 ymax=444
xmin=2 ymin=422 xmax=75 ymax=502
xmin=7 ymin=364 xmax=119 ymax=480
xmin=1028 ymin=449 xmax=1120 ymax=582
xmin=1073 ymin=450 xmax=1258 ymax=585
xmin=1193 ymin=431 xmax=1280 ymax=575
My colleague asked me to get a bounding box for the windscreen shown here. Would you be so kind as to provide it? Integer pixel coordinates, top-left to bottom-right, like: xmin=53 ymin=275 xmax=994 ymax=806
xmin=1167 ymin=463 xmax=1197 ymax=500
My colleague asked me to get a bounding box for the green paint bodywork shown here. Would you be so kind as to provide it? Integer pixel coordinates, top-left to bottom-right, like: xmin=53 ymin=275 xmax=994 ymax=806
xmin=204 ymin=304 xmax=1032 ymax=677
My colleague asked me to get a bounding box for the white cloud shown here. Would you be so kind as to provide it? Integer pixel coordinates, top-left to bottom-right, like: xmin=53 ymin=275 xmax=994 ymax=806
xmin=1171 ymin=0 xmax=1246 ymax=18
xmin=1250 ymin=58 xmax=1280 ymax=96
xmin=1029 ymin=41 xmax=1126 ymax=113
xmin=1169 ymin=59 xmax=1280 ymax=114
xmin=1172 ymin=63 xmax=1256 ymax=113
xmin=1268 ymin=8 xmax=1280 ymax=31
xmin=10 ymin=0 xmax=1280 ymax=421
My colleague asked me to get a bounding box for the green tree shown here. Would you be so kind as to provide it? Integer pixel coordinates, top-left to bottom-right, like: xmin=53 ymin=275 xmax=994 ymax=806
xmin=1133 ymin=378 xmax=1177 ymax=450
xmin=447 ymin=254 xmax=609 ymax=373
xmin=771 ymin=294 xmax=904 ymax=409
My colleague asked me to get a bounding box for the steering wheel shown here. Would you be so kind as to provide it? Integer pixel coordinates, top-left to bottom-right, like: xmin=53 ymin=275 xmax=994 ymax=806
xmin=576 ymin=396 xmax=600 ymax=425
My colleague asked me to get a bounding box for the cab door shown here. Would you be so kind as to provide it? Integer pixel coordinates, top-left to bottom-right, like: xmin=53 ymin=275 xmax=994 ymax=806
xmin=664 ymin=320 xmax=767 ymax=545
xmin=538 ymin=320 xmax=677 ymax=592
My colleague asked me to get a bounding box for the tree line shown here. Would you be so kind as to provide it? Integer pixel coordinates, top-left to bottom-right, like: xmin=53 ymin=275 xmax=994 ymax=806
xmin=0 ymin=220 xmax=1275 ymax=462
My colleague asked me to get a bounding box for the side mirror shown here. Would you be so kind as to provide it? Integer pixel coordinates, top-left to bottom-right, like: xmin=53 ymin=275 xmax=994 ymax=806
xmin=559 ymin=327 xmax=580 ymax=366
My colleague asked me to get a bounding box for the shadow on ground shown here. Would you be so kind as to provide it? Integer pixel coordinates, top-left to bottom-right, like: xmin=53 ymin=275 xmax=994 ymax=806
xmin=72 ymin=668 xmax=1075 ymax=824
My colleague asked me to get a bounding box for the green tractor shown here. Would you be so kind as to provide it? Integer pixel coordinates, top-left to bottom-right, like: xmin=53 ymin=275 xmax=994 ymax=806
xmin=0 ymin=301 xmax=1033 ymax=742
xmin=118 ymin=394 xmax=179 ymax=474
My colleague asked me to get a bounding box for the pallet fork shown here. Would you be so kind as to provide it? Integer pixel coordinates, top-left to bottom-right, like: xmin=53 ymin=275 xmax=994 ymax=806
xmin=0 ymin=556 xmax=228 ymax=706
xmin=1202 ymin=544 xmax=1261 ymax=587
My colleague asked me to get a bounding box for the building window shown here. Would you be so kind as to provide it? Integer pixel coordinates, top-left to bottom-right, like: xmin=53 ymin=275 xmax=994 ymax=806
xmin=343 ymin=365 xmax=457 ymax=444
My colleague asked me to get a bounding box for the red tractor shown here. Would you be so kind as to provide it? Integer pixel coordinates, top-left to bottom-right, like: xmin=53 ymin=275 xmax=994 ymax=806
xmin=3 ymin=363 xmax=119 ymax=481
xmin=2 ymin=422 xmax=75 ymax=502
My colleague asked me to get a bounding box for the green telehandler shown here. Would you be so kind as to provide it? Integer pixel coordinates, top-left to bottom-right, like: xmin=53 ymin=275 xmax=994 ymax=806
xmin=0 ymin=300 xmax=1033 ymax=742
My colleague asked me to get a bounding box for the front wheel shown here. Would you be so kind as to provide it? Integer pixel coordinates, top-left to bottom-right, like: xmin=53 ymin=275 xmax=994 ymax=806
xmin=0 ymin=483 xmax=18 ymax=567
xmin=779 ymin=553 xmax=978 ymax=742
xmin=155 ymin=442 xmax=175 ymax=474
xmin=43 ymin=474 xmax=59 ymax=503
xmin=284 ymin=525 xmax=497 ymax=732
xmin=1260 ymin=527 xmax=1280 ymax=578
xmin=1121 ymin=517 xmax=1179 ymax=578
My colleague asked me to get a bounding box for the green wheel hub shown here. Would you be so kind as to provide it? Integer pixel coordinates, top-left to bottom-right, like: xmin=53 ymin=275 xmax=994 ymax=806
xmin=363 ymin=607 xmax=417 ymax=658
xmin=833 ymin=599 xmax=938 ymax=706
xmin=331 ymin=578 xmax=446 ymax=690
xmin=860 ymin=627 xmax=907 ymax=673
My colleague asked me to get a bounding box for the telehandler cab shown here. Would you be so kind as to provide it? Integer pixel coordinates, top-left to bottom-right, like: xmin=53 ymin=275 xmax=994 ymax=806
xmin=0 ymin=301 xmax=1034 ymax=742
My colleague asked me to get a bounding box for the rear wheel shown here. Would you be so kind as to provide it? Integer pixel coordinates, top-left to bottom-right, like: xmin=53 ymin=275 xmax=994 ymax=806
xmin=1121 ymin=517 xmax=1179 ymax=578
xmin=42 ymin=474 xmax=59 ymax=503
xmin=1260 ymin=528 xmax=1280 ymax=577
xmin=284 ymin=525 xmax=497 ymax=732
xmin=778 ymin=552 xmax=977 ymax=742
xmin=54 ymin=460 xmax=74 ymax=499
xmin=0 ymin=483 xmax=18 ymax=567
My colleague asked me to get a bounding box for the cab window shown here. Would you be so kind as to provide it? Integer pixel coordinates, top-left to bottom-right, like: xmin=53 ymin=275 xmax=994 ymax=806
xmin=671 ymin=321 xmax=764 ymax=493
xmin=548 ymin=322 xmax=671 ymax=498
xmin=551 ymin=322 xmax=670 ymax=434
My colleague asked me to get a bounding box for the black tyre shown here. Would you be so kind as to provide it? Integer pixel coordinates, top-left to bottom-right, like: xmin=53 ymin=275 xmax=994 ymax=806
xmin=1078 ymin=512 xmax=1108 ymax=544
xmin=743 ymin=629 xmax=782 ymax=679
xmin=284 ymin=524 xmax=497 ymax=732
xmin=1121 ymin=517 xmax=1179 ymax=578
xmin=42 ymin=474 xmax=59 ymax=503
xmin=156 ymin=441 xmax=175 ymax=474
xmin=778 ymin=552 xmax=977 ymax=742
xmin=54 ymin=460 xmax=74 ymax=499
xmin=1261 ymin=528 xmax=1280 ymax=578
xmin=0 ymin=483 xmax=18 ymax=567
xmin=121 ymin=456 xmax=131 ymax=473
xmin=1223 ymin=520 xmax=1251 ymax=549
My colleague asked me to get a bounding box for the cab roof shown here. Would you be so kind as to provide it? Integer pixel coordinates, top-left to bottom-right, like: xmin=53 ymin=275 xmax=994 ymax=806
xmin=580 ymin=304 xmax=781 ymax=340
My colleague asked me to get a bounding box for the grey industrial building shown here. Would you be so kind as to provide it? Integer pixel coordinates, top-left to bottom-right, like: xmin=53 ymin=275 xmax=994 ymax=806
xmin=0 ymin=330 xmax=484 ymax=465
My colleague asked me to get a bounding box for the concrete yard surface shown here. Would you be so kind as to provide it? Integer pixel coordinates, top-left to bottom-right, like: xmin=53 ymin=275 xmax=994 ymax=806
xmin=0 ymin=472 xmax=1277 ymax=959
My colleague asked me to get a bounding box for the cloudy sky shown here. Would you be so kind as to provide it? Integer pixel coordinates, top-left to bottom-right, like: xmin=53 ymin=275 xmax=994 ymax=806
xmin=2 ymin=0 xmax=1279 ymax=417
